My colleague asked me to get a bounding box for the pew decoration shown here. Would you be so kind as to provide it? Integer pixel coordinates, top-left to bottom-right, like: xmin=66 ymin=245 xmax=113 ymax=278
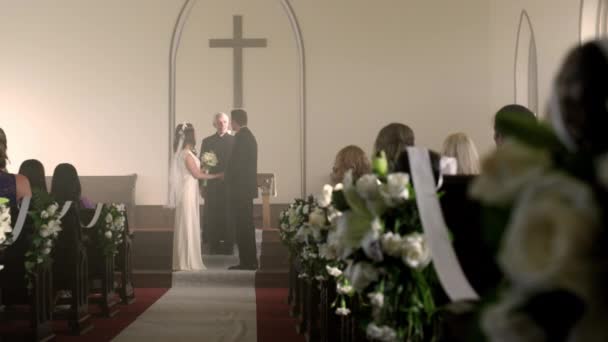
xmin=98 ymin=203 xmax=126 ymax=257
xmin=25 ymin=191 xmax=63 ymax=288
xmin=470 ymin=114 xmax=608 ymax=341
xmin=0 ymin=197 xmax=11 ymax=244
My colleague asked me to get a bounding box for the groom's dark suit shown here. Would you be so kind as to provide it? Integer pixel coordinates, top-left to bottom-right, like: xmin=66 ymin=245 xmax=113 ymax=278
xmin=225 ymin=126 xmax=258 ymax=267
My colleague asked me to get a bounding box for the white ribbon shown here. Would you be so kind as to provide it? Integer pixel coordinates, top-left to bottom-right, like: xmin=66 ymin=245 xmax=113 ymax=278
xmin=58 ymin=201 xmax=72 ymax=219
xmin=7 ymin=196 xmax=31 ymax=244
xmin=84 ymin=203 xmax=104 ymax=229
xmin=407 ymin=147 xmax=479 ymax=301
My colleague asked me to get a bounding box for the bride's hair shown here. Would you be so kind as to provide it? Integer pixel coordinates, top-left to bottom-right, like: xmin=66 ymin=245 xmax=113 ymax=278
xmin=173 ymin=123 xmax=197 ymax=153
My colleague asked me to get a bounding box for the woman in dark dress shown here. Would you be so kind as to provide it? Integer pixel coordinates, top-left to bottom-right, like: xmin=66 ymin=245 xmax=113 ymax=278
xmin=18 ymin=159 xmax=48 ymax=194
xmin=0 ymin=128 xmax=31 ymax=208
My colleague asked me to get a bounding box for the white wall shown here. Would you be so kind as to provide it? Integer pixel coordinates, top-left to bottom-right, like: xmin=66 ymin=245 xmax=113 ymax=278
xmin=0 ymin=0 xmax=586 ymax=205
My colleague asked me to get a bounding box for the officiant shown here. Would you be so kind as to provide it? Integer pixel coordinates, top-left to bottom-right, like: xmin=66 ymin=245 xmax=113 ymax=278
xmin=199 ymin=112 xmax=235 ymax=254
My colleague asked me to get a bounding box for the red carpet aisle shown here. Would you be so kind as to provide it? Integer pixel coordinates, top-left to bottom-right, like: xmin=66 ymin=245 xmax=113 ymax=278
xmin=255 ymin=288 xmax=304 ymax=342
xmin=55 ymin=288 xmax=169 ymax=342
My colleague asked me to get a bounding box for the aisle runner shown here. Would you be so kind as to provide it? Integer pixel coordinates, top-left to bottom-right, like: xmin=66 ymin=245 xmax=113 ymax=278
xmin=113 ymin=255 xmax=257 ymax=342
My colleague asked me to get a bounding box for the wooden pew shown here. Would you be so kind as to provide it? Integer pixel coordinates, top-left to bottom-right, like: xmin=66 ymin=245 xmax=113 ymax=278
xmin=80 ymin=204 xmax=120 ymax=317
xmin=115 ymin=214 xmax=135 ymax=305
xmin=51 ymin=204 xmax=93 ymax=335
xmin=0 ymin=199 xmax=55 ymax=342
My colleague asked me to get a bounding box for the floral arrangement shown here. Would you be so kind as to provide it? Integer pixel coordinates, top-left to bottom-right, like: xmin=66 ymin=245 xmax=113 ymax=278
xmin=324 ymin=152 xmax=443 ymax=342
xmin=201 ymin=151 xmax=218 ymax=186
xmin=26 ymin=191 xmax=62 ymax=288
xmin=0 ymin=197 xmax=11 ymax=244
xmin=471 ymin=114 xmax=608 ymax=341
xmin=98 ymin=203 xmax=126 ymax=257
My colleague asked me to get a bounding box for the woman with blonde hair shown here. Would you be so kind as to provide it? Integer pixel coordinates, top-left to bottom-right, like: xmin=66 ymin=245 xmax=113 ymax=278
xmin=442 ymin=133 xmax=480 ymax=175
xmin=331 ymin=145 xmax=371 ymax=184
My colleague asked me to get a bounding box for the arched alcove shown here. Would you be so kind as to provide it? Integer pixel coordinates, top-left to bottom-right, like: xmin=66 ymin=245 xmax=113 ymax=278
xmin=514 ymin=10 xmax=539 ymax=115
xmin=167 ymin=0 xmax=307 ymax=201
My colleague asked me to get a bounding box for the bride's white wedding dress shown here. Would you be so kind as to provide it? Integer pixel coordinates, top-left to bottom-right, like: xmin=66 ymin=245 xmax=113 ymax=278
xmin=172 ymin=149 xmax=206 ymax=271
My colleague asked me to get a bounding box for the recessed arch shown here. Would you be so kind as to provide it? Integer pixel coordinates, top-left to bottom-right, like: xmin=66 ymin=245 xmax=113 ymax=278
xmin=167 ymin=0 xmax=308 ymax=200
xmin=514 ymin=10 xmax=539 ymax=114
xmin=580 ymin=0 xmax=608 ymax=42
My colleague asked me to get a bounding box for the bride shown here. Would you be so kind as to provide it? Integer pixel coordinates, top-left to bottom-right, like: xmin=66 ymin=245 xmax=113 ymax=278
xmin=168 ymin=123 xmax=222 ymax=271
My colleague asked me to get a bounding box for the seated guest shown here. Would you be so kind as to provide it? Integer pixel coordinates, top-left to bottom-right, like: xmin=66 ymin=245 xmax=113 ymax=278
xmin=18 ymin=159 xmax=48 ymax=194
xmin=441 ymin=133 xmax=480 ymax=175
xmin=0 ymin=127 xmax=31 ymax=207
xmin=330 ymin=145 xmax=371 ymax=184
xmin=493 ymin=104 xmax=536 ymax=146
xmin=373 ymin=123 xmax=415 ymax=172
xmin=50 ymin=163 xmax=94 ymax=209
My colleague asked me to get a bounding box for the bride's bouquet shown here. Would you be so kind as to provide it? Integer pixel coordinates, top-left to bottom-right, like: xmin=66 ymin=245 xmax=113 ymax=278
xmin=201 ymin=151 xmax=218 ymax=186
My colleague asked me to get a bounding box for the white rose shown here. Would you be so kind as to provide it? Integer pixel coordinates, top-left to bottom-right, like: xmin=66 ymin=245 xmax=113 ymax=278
xmin=40 ymin=225 xmax=51 ymax=238
xmin=105 ymin=213 xmax=113 ymax=224
xmin=401 ymin=233 xmax=431 ymax=270
xmin=337 ymin=283 xmax=354 ymax=295
xmin=308 ymin=208 xmax=326 ymax=227
xmin=105 ymin=231 xmax=113 ymax=239
xmin=318 ymin=184 xmax=333 ymax=208
xmin=40 ymin=210 xmax=49 ymax=219
xmin=325 ymin=265 xmax=342 ymax=277
xmin=344 ymin=262 xmax=379 ymax=292
xmin=335 ymin=307 xmax=351 ymax=316
xmin=380 ymin=232 xmax=403 ymax=257
xmin=366 ymin=323 xmax=397 ymax=342
xmin=43 ymin=248 xmax=51 ymax=255
xmin=47 ymin=203 xmax=59 ymax=216
xmin=470 ymin=141 xmax=552 ymax=205
xmin=334 ymin=183 xmax=344 ymax=191
xmin=356 ymin=174 xmax=381 ymax=200
xmin=368 ymin=292 xmax=384 ymax=308
xmin=481 ymin=293 xmax=545 ymax=342
xmin=498 ymin=174 xmax=600 ymax=299
xmin=380 ymin=173 xmax=410 ymax=206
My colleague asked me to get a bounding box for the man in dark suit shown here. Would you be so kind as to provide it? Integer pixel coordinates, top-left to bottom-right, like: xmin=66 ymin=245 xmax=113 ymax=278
xmin=225 ymin=109 xmax=258 ymax=270
xmin=200 ymin=112 xmax=235 ymax=254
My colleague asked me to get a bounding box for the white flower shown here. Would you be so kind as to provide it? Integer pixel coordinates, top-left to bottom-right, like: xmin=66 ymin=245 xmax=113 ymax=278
xmin=337 ymin=283 xmax=354 ymax=295
xmin=380 ymin=173 xmax=410 ymax=206
xmin=318 ymin=184 xmax=333 ymax=208
xmin=42 ymin=248 xmax=51 ymax=255
xmin=470 ymin=141 xmax=552 ymax=205
xmin=105 ymin=213 xmax=113 ymax=224
xmin=335 ymin=307 xmax=351 ymax=316
xmin=302 ymin=205 xmax=310 ymax=215
xmin=308 ymin=208 xmax=326 ymax=227
xmin=298 ymin=273 xmax=308 ymax=279
xmin=380 ymin=232 xmax=403 ymax=257
xmin=319 ymin=243 xmax=338 ymax=261
xmin=334 ymin=183 xmax=344 ymax=191
xmin=481 ymin=293 xmax=545 ymax=342
xmin=40 ymin=210 xmax=49 ymax=219
xmin=366 ymin=323 xmax=397 ymax=342
xmin=47 ymin=203 xmax=59 ymax=216
xmin=280 ymin=223 xmax=288 ymax=230
xmin=356 ymin=174 xmax=381 ymax=200
xmin=117 ymin=204 xmax=126 ymax=212
xmin=401 ymin=233 xmax=431 ymax=270
xmin=105 ymin=231 xmax=113 ymax=239
xmin=315 ymin=275 xmax=326 ymax=282
xmin=498 ymin=173 xmax=600 ymax=300
xmin=368 ymin=292 xmax=384 ymax=308
xmin=344 ymin=262 xmax=379 ymax=292
xmin=40 ymin=225 xmax=51 ymax=238
xmin=325 ymin=265 xmax=342 ymax=277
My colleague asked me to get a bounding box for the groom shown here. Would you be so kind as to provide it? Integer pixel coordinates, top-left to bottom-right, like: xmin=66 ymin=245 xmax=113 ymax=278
xmin=226 ymin=109 xmax=258 ymax=270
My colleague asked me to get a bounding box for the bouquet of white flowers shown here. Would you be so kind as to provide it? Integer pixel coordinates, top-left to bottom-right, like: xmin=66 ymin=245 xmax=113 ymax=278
xmin=201 ymin=151 xmax=219 ymax=186
xmin=0 ymin=197 xmax=12 ymax=245
xmin=99 ymin=203 xmax=126 ymax=256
